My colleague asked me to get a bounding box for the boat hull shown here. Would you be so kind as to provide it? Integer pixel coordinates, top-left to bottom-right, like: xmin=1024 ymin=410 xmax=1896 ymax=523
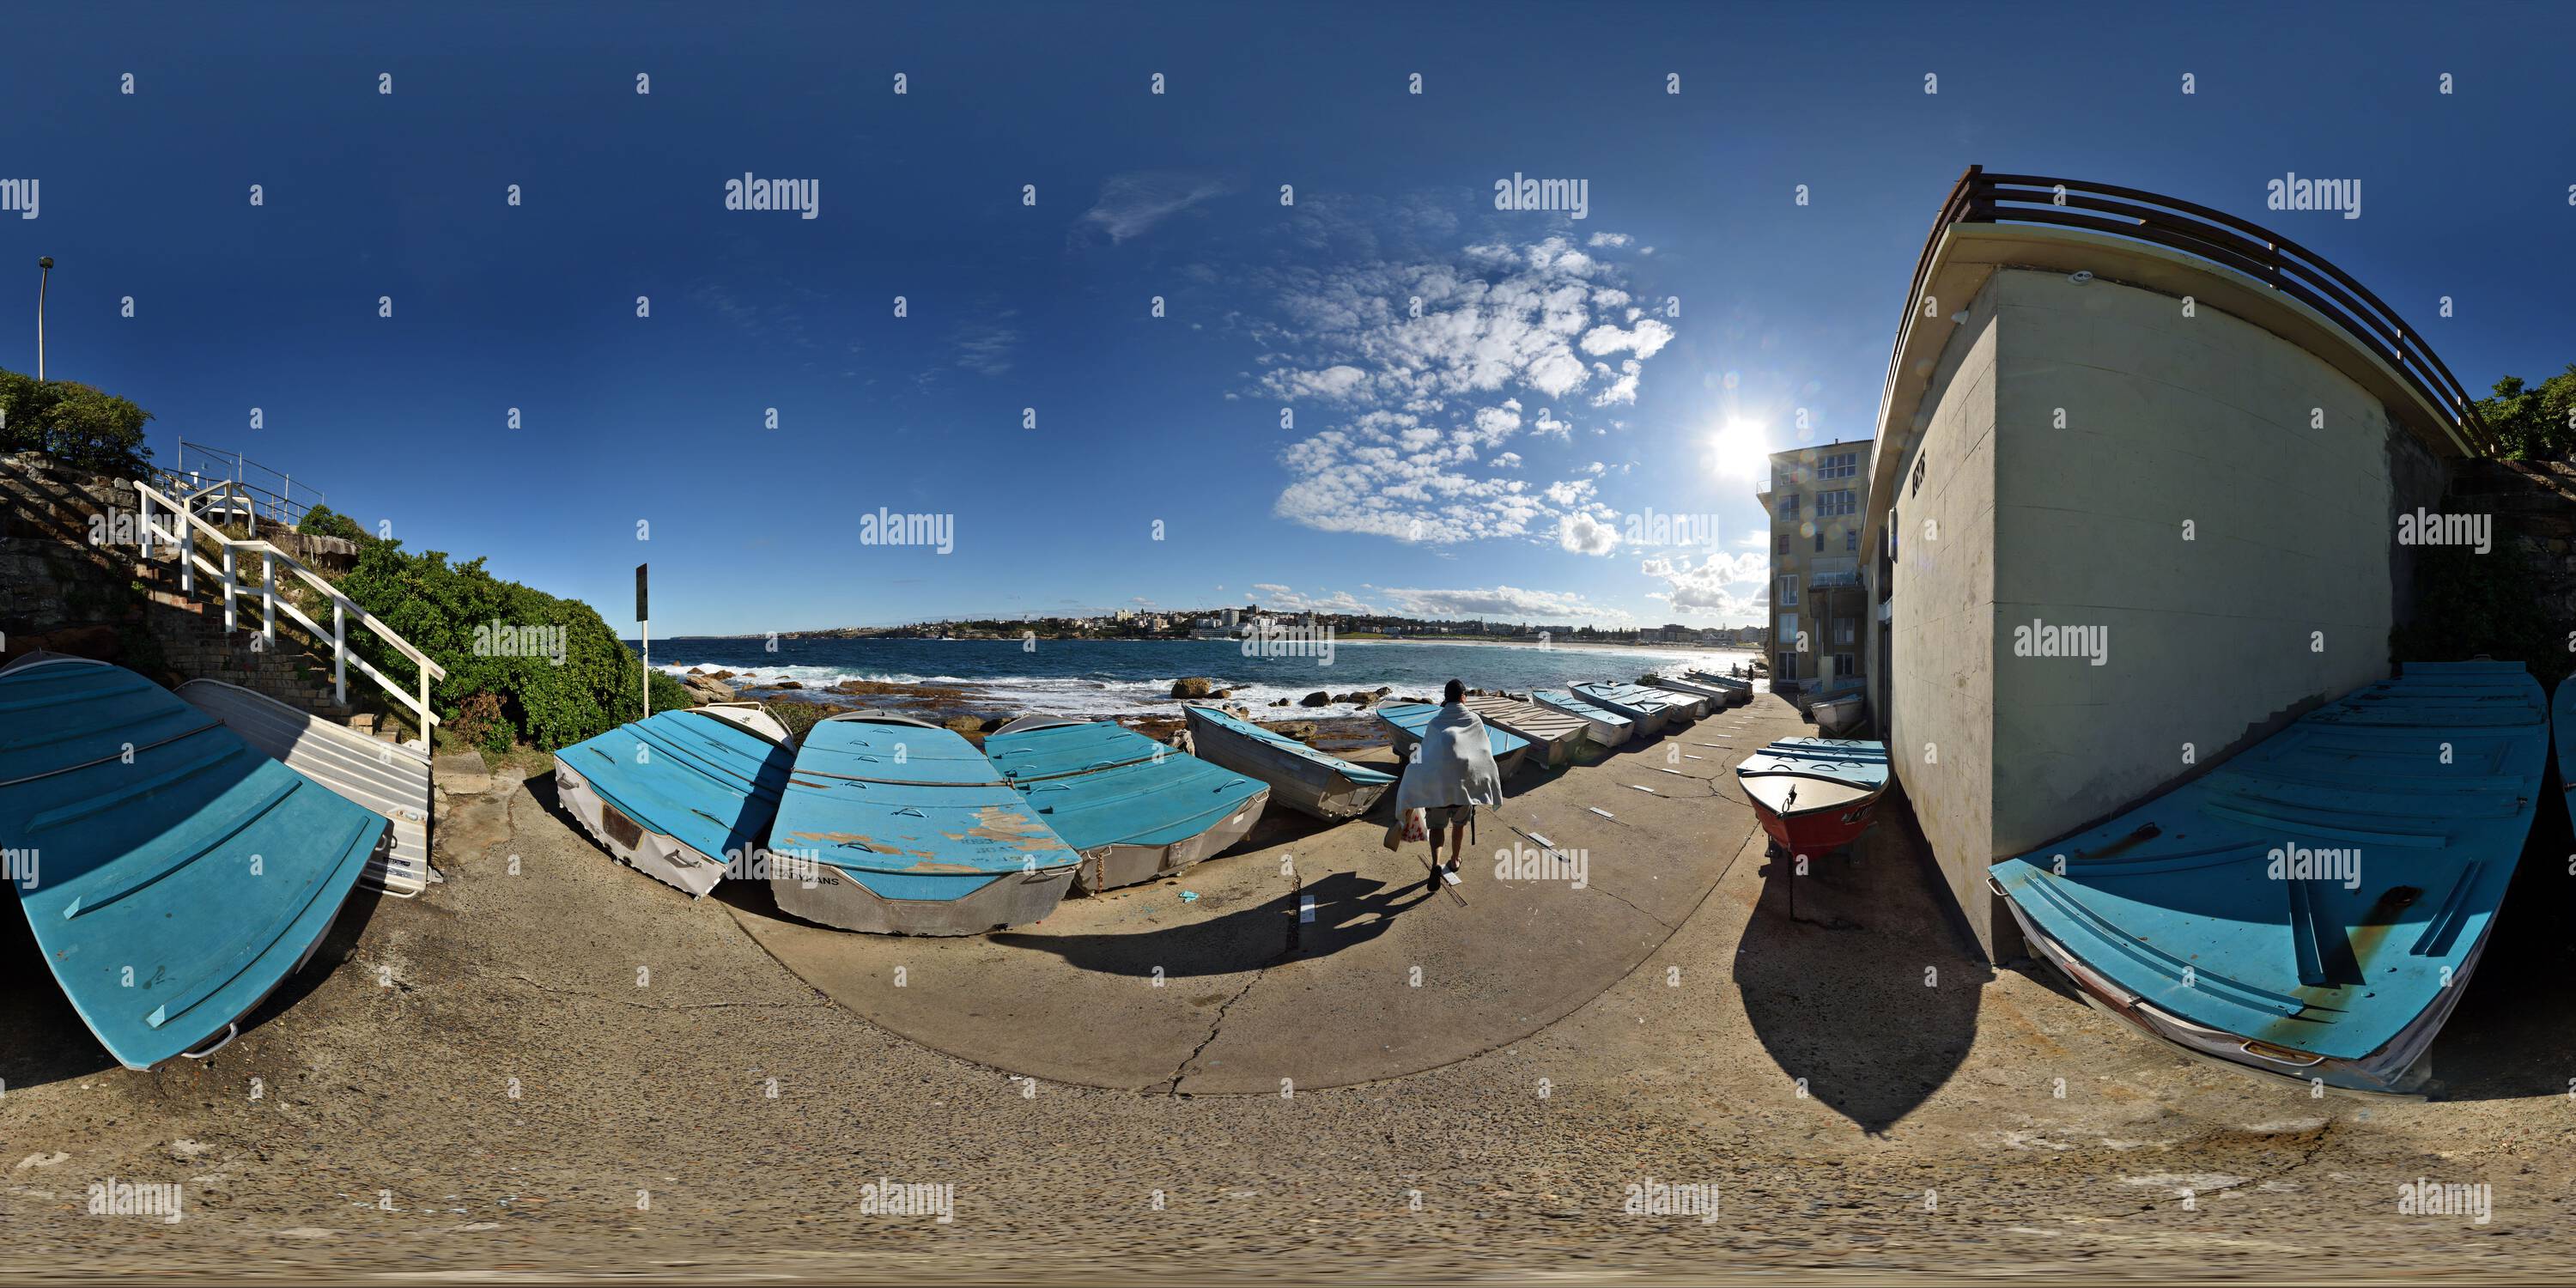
xmin=1748 ymin=789 xmax=1886 ymax=855
xmin=775 ymin=862 xmax=1080 ymax=936
xmin=772 ymin=712 xmax=1081 ymax=934
xmin=1375 ymin=703 xmax=1530 ymax=777
xmin=1735 ymin=738 xmax=1893 ymax=857
xmin=552 ymin=708 xmax=797 ymax=897
xmin=1458 ymin=696 xmax=1591 ymax=767
xmin=0 ymin=656 xmax=385 ymax=1069
xmin=1571 ymin=683 xmax=1675 ymax=738
xmin=1812 ymin=694 xmax=1867 ymax=736
xmin=1530 ymin=690 xmax=1633 ymax=747
xmin=1990 ymin=661 xmax=2545 ymax=1095
xmin=1182 ymin=705 xmax=1394 ymax=820
xmin=984 ymin=718 xmax=1272 ymax=891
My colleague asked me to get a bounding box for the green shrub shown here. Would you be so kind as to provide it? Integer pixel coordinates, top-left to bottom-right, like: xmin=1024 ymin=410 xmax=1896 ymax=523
xmin=297 ymin=503 xmax=366 ymax=543
xmin=335 ymin=538 xmax=692 ymax=752
xmin=2481 ymin=365 xmax=2576 ymax=461
xmin=0 ymin=368 xmax=155 ymax=476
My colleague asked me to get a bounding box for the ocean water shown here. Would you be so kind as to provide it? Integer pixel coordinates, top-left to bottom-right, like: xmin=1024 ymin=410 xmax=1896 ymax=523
xmin=644 ymin=636 xmax=1764 ymax=718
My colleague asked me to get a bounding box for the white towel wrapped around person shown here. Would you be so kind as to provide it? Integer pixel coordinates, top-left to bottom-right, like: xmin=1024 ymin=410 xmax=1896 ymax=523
xmin=1393 ymin=703 xmax=1505 ymax=822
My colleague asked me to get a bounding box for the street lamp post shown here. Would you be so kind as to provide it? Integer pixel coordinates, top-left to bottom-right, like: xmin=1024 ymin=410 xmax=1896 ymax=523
xmin=36 ymin=256 xmax=52 ymax=380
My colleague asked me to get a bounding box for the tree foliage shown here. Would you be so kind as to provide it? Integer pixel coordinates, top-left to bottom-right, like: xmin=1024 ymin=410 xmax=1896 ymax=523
xmin=296 ymin=503 xmax=366 ymax=543
xmin=336 ymin=537 xmax=692 ymax=752
xmin=2478 ymin=365 xmax=2576 ymax=461
xmin=0 ymin=368 xmax=155 ymax=476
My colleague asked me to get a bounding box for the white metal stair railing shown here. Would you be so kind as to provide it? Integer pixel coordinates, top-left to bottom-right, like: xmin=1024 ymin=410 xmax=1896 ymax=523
xmin=132 ymin=477 xmax=446 ymax=751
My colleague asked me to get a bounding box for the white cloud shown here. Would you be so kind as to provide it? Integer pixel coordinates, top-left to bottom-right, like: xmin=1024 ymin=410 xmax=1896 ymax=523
xmin=1577 ymin=317 xmax=1674 ymax=360
xmin=1638 ymin=551 xmax=1771 ymax=618
xmin=1379 ymin=583 xmax=1632 ymax=623
xmin=1254 ymin=232 xmax=1679 ymax=547
xmin=1248 ymin=582 xmax=1376 ymax=613
xmin=1557 ymin=511 xmax=1620 ymax=556
xmin=1586 ymin=232 xmax=1632 ymax=248
xmin=1078 ymin=172 xmax=1233 ymax=243
xmin=1589 ymin=359 xmax=1644 ymax=407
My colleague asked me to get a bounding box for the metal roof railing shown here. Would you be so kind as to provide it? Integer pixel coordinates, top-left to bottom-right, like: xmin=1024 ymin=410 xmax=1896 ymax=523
xmin=165 ymin=440 xmax=328 ymax=527
xmin=1886 ymin=166 xmax=2494 ymax=457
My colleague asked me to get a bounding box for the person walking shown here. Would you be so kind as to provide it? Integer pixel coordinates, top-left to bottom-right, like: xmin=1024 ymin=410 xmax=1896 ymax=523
xmin=1392 ymin=678 xmax=1504 ymax=888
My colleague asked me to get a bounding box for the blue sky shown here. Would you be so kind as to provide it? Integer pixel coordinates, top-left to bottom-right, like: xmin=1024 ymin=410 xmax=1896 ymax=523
xmin=4 ymin=2 xmax=2569 ymax=635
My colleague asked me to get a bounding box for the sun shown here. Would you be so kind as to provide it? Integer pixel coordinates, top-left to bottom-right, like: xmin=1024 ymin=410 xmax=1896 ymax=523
xmin=1704 ymin=420 xmax=1771 ymax=478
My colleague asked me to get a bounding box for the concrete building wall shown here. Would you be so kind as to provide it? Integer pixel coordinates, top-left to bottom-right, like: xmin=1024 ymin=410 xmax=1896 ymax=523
xmin=1984 ymin=268 xmax=2412 ymax=859
xmin=1884 ymin=288 xmax=2002 ymax=955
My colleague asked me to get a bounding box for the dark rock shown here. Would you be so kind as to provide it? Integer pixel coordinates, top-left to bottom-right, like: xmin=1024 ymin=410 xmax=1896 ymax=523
xmin=1170 ymin=677 xmax=1219 ymax=698
xmin=771 ymin=680 xmax=804 ymax=690
xmin=1299 ymin=690 xmax=1331 ymax=708
xmin=1270 ymin=697 xmax=1291 ymax=707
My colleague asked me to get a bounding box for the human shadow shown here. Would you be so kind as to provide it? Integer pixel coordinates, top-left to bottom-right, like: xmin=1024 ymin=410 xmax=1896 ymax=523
xmin=1732 ymin=790 xmax=1989 ymax=1134
xmin=987 ymin=869 xmax=1434 ymax=980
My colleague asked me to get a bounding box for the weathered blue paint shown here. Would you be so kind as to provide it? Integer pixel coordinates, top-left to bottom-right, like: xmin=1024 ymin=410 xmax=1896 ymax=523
xmin=775 ymin=714 xmax=1078 ymax=904
xmin=1735 ymin=738 xmax=1891 ymax=792
xmin=1532 ymin=690 xmax=1636 ymax=741
xmin=1372 ymin=702 xmax=1530 ymax=761
xmin=0 ymin=657 xmax=385 ymax=1070
xmin=985 ymin=720 xmax=1269 ymax=859
xmin=556 ymin=710 xmax=795 ymax=874
xmin=1181 ymin=704 xmax=1396 ymax=786
xmin=1994 ymin=661 xmax=2544 ymax=1084
xmin=1572 ymin=682 xmax=1682 ymax=731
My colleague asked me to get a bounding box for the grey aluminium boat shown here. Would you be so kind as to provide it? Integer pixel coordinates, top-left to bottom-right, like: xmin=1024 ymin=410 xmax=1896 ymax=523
xmin=1530 ymin=690 xmax=1634 ymax=747
xmin=1458 ymin=694 xmax=1592 ymax=767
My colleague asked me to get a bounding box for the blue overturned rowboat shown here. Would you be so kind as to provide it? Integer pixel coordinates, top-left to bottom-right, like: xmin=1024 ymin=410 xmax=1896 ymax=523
xmin=1373 ymin=702 xmax=1531 ymax=777
xmin=0 ymin=654 xmax=386 ymax=1069
xmin=985 ymin=715 xmax=1270 ymax=890
xmin=770 ymin=711 xmax=1081 ymax=934
xmin=1993 ymin=661 xmax=2547 ymax=1096
xmin=552 ymin=705 xmax=798 ymax=896
xmin=1182 ymin=703 xmax=1395 ymax=820
xmin=1571 ymin=682 xmax=1681 ymax=738
xmin=1648 ymin=674 xmax=1741 ymax=711
xmin=1531 ymin=690 xmax=1634 ymax=748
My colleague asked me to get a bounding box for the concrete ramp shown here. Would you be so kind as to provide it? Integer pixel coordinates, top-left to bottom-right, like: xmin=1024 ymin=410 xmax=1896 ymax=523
xmin=179 ymin=678 xmax=434 ymax=896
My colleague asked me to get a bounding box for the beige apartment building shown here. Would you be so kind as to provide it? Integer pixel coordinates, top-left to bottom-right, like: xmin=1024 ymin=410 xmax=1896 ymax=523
xmin=1757 ymin=439 xmax=1875 ymax=695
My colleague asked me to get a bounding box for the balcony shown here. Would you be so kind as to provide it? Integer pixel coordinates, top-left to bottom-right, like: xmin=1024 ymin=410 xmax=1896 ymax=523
xmin=1807 ymin=555 xmax=1861 ymax=590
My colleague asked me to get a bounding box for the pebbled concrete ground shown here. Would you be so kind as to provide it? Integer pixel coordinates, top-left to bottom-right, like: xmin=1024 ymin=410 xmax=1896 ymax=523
xmin=5 ymin=692 xmax=2576 ymax=1282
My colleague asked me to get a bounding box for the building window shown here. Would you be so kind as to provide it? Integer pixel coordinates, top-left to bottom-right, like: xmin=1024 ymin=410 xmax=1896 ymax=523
xmin=1777 ymin=536 xmax=1791 ymax=556
xmin=1777 ymin=494 xmax=1800 ymax=519
xmin=1832 ymin=653 xmax=1856 ymax=677
xmin=1845 ymin=529 xmax=1859 ymax=552
xmin=1910 ymin=454 xmax=1926 ymax=497
xmin=1776 ymin=653 xmax=1801 ymax=681
xmin=1819 ymin=451 xmax=1858 ymax=480
xmin=1775 ymin=575 xmax=1799 ymax=608
xmin=1814 ymin=531 xmax=1825 ymax=553
xmin=1817 ymin=489 xmax=1857 ymax=518
xmin=1832 ymin=617 xmax=1857 ymax=646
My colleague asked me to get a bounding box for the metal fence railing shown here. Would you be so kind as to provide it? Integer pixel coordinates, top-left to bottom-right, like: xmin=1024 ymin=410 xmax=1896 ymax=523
xmin=1888 ymin=166 xmax=2494 ymax=457
xmin=163 ymin=440 xmax=328 ymax=527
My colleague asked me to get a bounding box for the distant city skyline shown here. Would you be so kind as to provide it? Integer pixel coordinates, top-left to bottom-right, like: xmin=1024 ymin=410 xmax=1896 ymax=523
xmin=6 ymin=2 xmax=2568 ymax=635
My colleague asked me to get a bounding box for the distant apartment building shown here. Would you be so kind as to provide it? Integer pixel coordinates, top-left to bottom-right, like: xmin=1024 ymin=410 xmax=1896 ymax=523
xmin=1759 ymin=439 xmax=1874 ymax=690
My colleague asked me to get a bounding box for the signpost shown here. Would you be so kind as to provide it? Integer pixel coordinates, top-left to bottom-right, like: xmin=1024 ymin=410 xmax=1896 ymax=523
xmin=636 ymin=563 xmax=650 ymax=719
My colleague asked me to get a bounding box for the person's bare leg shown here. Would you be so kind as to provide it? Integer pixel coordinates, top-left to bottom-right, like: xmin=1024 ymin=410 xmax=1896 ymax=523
xmin=1446 ymin=822 xmax=1467 ymax=872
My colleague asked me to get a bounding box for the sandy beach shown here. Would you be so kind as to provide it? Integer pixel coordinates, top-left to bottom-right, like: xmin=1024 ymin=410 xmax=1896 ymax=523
xmin=8 ymin=690 xmax=2574 ymax=1281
